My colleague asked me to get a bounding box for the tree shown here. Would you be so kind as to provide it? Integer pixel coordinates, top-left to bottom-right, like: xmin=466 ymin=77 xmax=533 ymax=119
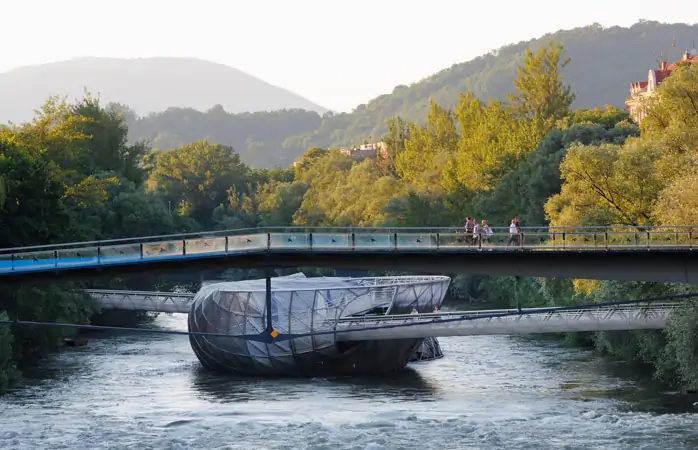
xmin=545 ymin=139 xmax=662 ymax=227
xmin=507 ymin=41 xmax=575 ymax=134
xmin=395 ymin=102 xmax=457 ymax=186
xmin=473 ymin=121 xmax=640 ymax=226
xmin=0 ymin=138 xmax=72 ymax=246
xmin=642 ymin=64 xmax=698 ymax=135
xmin=381 ymin=116 xmax=410 ymax=176
xmin=146 ymin=140 xmax=250 ymax=226
xmin=654 ymin=170 xmax=698 ymax=225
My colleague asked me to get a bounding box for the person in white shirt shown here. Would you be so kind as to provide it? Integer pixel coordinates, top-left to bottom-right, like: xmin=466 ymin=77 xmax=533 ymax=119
xmin=508 ymin=219 xmax=518 ymax=246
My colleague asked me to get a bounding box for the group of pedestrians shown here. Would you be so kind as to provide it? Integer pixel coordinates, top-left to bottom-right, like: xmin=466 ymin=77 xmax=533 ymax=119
xmin=463 ymin=217 xmax=522 ymax=248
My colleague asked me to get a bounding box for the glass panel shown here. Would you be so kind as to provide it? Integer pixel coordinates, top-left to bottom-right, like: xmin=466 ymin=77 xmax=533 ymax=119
xmin=10 ymin=250 xmax=57 ymax=270
xmin=0 ymin=253 xmax=13 ymax=272
xmin=98 ymin=243 xmax=143 ymax=263
xmin=269 ymin=233 xmax=310 ymax=249
xmin=671 ymin=230 xmax=693 ymax=247
xmin=486 ymin=230 xmax=512 ymax=249
xmin=689 ymin=231 xmax=698 ymax=248
xmin=228 ymin=234 xmax=267 ymax=252
xmin=311 ymin=233 xmax=351 ymax=250
xmin=610 ymin=231 xmax=642 ymax=249
xmin=353 ymin=233 xmax=393 ymax=249
xmin=436 ymin=233 xmax=469 ymax=250
xmin=606 ymin=231 xmax=635 ymax=249
xmin=185 ymin=237 xmax=226 ymax=255
xmin=649 ymin=231 xmax=678 ymax=248
xmin=521 ymin=232 xmax=553 ymax=248
xmin=396 ymin=233 xmax=436 ymax=250
xmin=142 ymin=240 xmax=184 ymax=259
xmin=57 ymin=247 xmax=99 ymax=266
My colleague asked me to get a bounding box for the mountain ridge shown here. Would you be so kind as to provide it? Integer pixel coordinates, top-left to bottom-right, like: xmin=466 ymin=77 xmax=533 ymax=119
xmin=0 ymin=56 xmax=328 ymax=124
xmin=279 ymin=21 xmax=698 ymax=151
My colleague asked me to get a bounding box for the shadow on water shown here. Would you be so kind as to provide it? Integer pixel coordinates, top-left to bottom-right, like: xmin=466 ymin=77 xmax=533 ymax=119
xmin=550 ymin=352 xmax=698 ymax=414
xmin=592 ymin=358 xmax=698 ymax=414
xmin=189 ymin=365 xmax=439 ymax=404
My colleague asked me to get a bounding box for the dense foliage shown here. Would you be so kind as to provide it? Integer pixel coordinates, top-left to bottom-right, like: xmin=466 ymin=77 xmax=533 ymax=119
xmin=2 ymin=34 xmax=698 ymax=393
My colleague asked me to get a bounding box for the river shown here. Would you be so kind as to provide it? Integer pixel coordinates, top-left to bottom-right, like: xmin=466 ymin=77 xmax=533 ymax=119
xmin=1 ymin=314 xmax=698 ymax=450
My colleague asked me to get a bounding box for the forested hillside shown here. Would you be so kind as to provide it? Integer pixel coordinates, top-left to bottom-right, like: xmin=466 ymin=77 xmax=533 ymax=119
xmin=122 ymin=21 xmax=698 ymax=168
xmin=3 ymin=39 xmax=698 ymax=392
xmin=283 ymin=21 xmax=698 ymax=151
xmin=123 ymin=106 xmax=323 ymax=168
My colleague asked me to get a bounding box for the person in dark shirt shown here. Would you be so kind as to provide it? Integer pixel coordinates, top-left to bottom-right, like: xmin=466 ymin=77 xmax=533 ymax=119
xmin=464 ymin=217 xmax=474 ymax=245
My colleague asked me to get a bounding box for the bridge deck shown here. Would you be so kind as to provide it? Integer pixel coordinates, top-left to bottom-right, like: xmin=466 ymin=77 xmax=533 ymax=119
xmin=87 ymin=289 xmax=195 ymax=314
xmin=86 ymin=289 xmax=678 ymax=339
xmin=333 ymin=304 xmax=677 ymax=340
xmin=2 ymin=227 xmax=697 ymax=279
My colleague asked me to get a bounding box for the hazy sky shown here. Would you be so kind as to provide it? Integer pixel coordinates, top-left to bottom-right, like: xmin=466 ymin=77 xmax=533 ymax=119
xmin=2 ymin=0 xmax=696 ymax=112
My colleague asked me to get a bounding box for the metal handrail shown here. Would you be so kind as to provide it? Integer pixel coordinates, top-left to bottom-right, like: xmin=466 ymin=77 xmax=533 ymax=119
xmin=339 ymin=303 xmax=681 ymax=323
xmin=1 ymin=225 xmax=697 ymax=254
xmin=85 ymin=289 xmax=195 ymax=298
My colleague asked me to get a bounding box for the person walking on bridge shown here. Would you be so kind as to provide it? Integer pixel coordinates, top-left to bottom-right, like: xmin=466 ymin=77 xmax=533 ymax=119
xmin=481 ymin=220 xmax=493 ymax=247
xmin=473 ymin=220 xmax=481 ymax=248
xmin=508 ymin=219 xmax=519 ymax=247
xmin=464 ymin=217 xmax=474 ymax=245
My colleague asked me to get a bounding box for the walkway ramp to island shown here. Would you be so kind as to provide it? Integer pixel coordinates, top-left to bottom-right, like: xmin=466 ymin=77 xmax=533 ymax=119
xmin=86 ymin=289 xmax=679 ymax=339
xmin=332 ymin=303 xmax=677 ymax=340
xmin=87 ymin=289 xmax=195 ymax=314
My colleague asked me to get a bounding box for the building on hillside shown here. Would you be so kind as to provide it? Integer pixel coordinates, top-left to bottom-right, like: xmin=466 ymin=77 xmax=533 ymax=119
xmin=626 ymin=49 xmax=698 ymax=123
xmin=339 ymin=142 xmax=388 ymax=161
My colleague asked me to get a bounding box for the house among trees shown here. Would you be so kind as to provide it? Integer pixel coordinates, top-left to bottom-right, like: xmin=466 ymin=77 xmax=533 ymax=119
xmin=626 ymin=48 xmax=698 ymax=122
xmin=338 ymin=142 xmax=388 ymax=161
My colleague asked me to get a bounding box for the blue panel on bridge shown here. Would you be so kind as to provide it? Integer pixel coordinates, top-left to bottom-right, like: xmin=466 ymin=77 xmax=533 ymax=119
xmin=0 ymin=253 xmax=228 ymax=274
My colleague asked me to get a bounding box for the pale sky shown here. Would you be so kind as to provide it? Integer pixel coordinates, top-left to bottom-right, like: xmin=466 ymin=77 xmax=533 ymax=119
xmin=2 ymin=0 xmax=696 ymax=112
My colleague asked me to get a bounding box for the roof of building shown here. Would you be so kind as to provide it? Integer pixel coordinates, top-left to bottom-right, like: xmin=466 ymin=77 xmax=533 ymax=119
xmin=667 ymin=55 xmax=698 ymax=71
xmin=628 ymin=50 xmax=697 ymax=88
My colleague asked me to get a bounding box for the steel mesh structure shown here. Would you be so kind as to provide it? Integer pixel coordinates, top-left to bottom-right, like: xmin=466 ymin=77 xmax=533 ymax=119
xmin=187 ymin=273 xmax=450 ymax=376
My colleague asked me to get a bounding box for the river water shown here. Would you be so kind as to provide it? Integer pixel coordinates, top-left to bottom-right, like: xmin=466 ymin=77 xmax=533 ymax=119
xmin=1 ymin=314 xmax=698 ymax=450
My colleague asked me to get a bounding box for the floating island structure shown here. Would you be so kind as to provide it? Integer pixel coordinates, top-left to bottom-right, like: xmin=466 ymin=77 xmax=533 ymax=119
xmin=188 ymin=273 xmax=450 ymax=376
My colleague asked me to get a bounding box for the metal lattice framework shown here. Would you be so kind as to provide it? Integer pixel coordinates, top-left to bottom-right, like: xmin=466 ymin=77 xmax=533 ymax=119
xmin=187 ymin=274 xmax=450 ymax=376
xmin=84 ymin=281 xmax=683 ymax=376
xmin=332 ymin=303 xmax=680 ymax=341
xmin=2 ymin=225 xmax=698 ymax=277
xmin=87 ymin=289 xmax=195 ymax=314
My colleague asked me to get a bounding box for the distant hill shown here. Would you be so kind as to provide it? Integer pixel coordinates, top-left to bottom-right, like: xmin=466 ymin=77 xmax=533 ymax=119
xmin=0 ymin=57 xmax=327 ymax=124
xmin=281 ymin=21 xmax=698 ymax=151
xmin=124 ymin=106 xmax=322 ymax=169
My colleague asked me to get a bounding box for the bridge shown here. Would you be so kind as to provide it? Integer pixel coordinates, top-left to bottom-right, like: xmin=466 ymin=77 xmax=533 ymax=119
xmin=2 ymin=226 xmax=698 ymax=284
xmin=86 ymin=289 xmax=679 ymax=339
xmin=87 ymin=289 xmax=194 ymax=314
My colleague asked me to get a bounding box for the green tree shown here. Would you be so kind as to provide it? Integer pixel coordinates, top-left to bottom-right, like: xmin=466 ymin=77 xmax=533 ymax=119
xmin=507 ymin=41 xmax=575 ymax=126
xmin=146 ymin=140 xmax=250 ymax=226
xmin=0 ymin=138 xmax=73 ymax=246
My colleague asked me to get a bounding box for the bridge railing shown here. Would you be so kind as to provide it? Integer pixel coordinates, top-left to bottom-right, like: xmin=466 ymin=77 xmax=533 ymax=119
xmin=1 ymin=226 xmax=697 ymax=273
xmin=338 ymin=302 xmax=682 ymax=323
